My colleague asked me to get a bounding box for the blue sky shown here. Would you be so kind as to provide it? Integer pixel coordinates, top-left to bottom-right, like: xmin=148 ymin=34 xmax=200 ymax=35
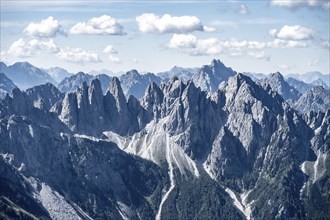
xmin=1 ymin=0 xmax=329 ymax=75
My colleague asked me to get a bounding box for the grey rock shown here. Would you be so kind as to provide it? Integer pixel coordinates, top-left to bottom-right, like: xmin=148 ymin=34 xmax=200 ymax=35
xmin=26 ymin=83 xmax=64 ymax=110
xmin=259 ymin=72 xmax=302 ymax=102
xmin=294 ymin=86 xmax=330 ymax=113
xmin=192 ymin=59 xmax=236 ymax=93
xmin=0 ymin=72 xmax=17 ymax=99
xmin=120 ymin=69 xmax=162 ymax=99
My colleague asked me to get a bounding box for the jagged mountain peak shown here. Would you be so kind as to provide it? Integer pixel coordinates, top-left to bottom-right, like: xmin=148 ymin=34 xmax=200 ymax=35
xmin=224 ymin=73 xmax=285 ymax=117
xmin=294 ymin=86 xmax=330 ymax=113
xmin=120 ymin=70 xmax=161 ymax=99
xmin=109 ymin=77 xmax=123 ymax=95
xmin=25 ymin=82 xmax=63 ymax=110
xmin=108 ymin=77 xmax=128 ymax=115
xmin=89 ymin=78 xmax=103 ymax=104
xmin=192 ymin=59 xmax=236 ymax=93
xmin=126 ymin=69 xmax=140 ymax=76
xmin=1 ymin=61 xmax=56 ymax=90
xmin=258 ymin=71 xmax=301 ymax=102
xmin=142 ymin=82 xmax=164 ymax=107
xmin=164 ymin=76 xmax=186 ymax=98
xmin=12 ymin=61 xmax=33 ymax=68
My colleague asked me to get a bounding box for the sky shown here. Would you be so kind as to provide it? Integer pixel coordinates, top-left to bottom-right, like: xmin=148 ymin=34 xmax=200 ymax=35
xmin=0 ymin=0 xmax=329 ymax=75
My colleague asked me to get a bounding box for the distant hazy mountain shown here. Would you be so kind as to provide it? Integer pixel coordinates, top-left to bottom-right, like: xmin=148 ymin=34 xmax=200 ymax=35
xmin=44 ymin=67 xmax=72 ymax=83
xmin=287 ymin=71 xmax=330 ymax=87
xmin=294 ymin=86 xmax=330 ymax=113
xmin=192 ymin=59 xmax=236 ymax=93
xmin=259 ymin=72 xmax=302 ymax=102
xmin=242 ymin=72 xmax=268 ymax=81
xmin=286 ymin=77 xmax=314 ymax=94
xmin=158 ymin=66 xmax=199 ymax=82
xmin=0 ymin=62 xmax=56 ymax=90
xmin=120 ymin=70 xmax=162 ymax=99
xmin=310 ymin=78 xmax=329 ymax=89
xmin=88 ymin=69 xmax=115 ymax=76
xmin=58 ymin=72 xmax=112 ymax=94
xmin=58 ymin=72 xmax=94 ymax=93
xmin=0 ymin=72 xmax=17 ymax=99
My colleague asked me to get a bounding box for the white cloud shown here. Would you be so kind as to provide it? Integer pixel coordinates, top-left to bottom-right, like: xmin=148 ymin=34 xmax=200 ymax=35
xmin=24 ymin=16 xmax=65 ymax=38
xmin=7 ymin=38 xmax=59 ymax=57
xmin=168 ymin=34 xmax=221 ymax=55
xmin=269 ymin=25 xmax=314 ymax=40
xmin=136 ymin=13 xmax=215 ymax=34
xmin=267 ymin=39 xmax=307 ymax=48
xmin=270 ymin=0 xmax=330 ymax=10
xmin=239 ymin=4 xmax=249 ymax=14
xmin=248 ymin=51 xmax=270 ymax=60
xmin=103 ymin=45 xmax=118 ymax=54
xmin=168 ymin=34 xmax=307 ymax=58
xmin=57 ymin=47 xmax=101 ymax=63
xmin=108 ymin=55 xmax=121 ymax=63
xmin=70 ymin=15 xmax=125 ymax=35
xmin=168 ymin=34 xmax=198 ymax=49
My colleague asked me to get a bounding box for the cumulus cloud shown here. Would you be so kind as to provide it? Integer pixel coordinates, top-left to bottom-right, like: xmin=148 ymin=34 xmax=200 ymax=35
xmin=267 ymin=39 xmax=307 ymax=48
xmin=70 ymin=15 xmax=125 ymax=35
xmin=269 ymin=25 xmax=314 ymax=40
xmin=168 ymin=34 xmax=221 ymax=55
xmin=57 ymin=47 xmax=101 ymax=63
xmin=24 ymin=16 xmax=65 ymax=38
xmin=103 ymin=45 xmax=118 ymax=54
xmin=167 ymin=34 xmax=307 ymax=59
xmin=108 ymin=55 xmax=121 ymax=63
xmin=247 ymin=51 xmax=270 ymax=60
xmin=7 ymin=38 xmax=59 ymax=57
xmin=136 ymin=13 xmax=215 ymax=34
xmin=270 ymin=0 xmax=330 ymax=10
xmin=239 ymin=4 xmax=249 ymax=14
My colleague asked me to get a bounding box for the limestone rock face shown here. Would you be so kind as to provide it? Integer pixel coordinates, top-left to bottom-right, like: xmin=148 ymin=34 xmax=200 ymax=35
xmin=26 ymin=83 xmax=64 ymax=110
xmin=258 ymin=72 xmax=301 ymax=102
xmin=294 ymin=86 xmax=330 ymax=113
xmin=192 ymin=59 xmax=236 ymax=93
xmin=1 ymin=60 xmax=329 ymax=219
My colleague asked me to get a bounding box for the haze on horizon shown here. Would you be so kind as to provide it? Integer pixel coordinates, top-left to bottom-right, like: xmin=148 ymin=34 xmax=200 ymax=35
xmin=0 ymin=0 xmax=329 ymax=75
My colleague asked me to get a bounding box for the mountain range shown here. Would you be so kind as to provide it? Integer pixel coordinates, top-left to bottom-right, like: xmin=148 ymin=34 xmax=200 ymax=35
xmin=0 ymin=59 xmax=329 ymax=219
xmin=0 ymin=62 xmax=56 ymax=90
